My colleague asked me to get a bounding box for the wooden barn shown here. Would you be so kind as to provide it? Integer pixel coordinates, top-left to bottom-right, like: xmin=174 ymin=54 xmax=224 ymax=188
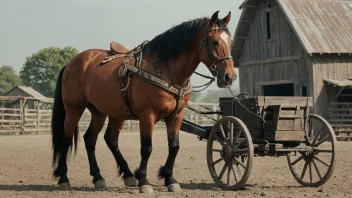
xmin=3 ymin=85 xmax=49 ymax=109
xmin=231 ymin=0 xmax=352 ymax=138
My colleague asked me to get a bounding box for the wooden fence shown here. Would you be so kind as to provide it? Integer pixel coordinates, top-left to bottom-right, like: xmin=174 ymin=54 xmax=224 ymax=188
xmin=0 ymin=102 xmax=219 ymax=135
xmin=328 ymin=102 xmax=352 ymax=141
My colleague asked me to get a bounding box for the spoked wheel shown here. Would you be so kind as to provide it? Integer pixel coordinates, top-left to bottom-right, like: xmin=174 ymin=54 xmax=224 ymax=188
xmin=207 ymin=116 xmax=254 ymax=191
xmin=287 ymin=114 xmax=337 ymax=187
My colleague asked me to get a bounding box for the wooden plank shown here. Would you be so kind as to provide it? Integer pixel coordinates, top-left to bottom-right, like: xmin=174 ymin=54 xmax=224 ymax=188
xmin=1 ymin=114 xmax=22 ymax=117
xmin=264 ymin=130 xmax=305 ymax=141
xmin=329 ymin=102 xmax=352 ymax=105
xmin=0 ymin=108 xmax=21 ymax=111
xmin=0 ymin=120 xmax=22 ymax=123
xmin=257 ymin=96 xmax=313 ymax=107
xmin=331 ymin=124 xmax=352 ymax=127
xmin=239 ymin=55 xmax=306 ymax=67
xmin=329 ymin=119 xmax=352 ymax=122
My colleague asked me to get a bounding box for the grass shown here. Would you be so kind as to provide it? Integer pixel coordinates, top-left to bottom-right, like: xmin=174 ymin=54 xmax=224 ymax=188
xmin=0 ymin=132 xmax=15 ymax=136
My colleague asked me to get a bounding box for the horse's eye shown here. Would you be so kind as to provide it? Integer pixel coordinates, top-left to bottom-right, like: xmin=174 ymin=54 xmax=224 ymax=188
xmin=212 ymin=40 xmax=219 ymax=46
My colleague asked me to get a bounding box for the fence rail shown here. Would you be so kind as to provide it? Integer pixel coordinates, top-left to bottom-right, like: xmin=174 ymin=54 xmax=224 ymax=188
xmin=0 ymin=102 xmax=219 ymax=135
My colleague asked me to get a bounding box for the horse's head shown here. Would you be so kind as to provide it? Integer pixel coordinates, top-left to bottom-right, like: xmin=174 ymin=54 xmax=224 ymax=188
xmin=198 ymin=11 xmax=236 ymax=88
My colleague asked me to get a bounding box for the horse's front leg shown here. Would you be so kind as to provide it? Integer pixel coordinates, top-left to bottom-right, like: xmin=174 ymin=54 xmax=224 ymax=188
xmin=135 ymin=112 xmax=155 ymax=193
xmin=158 ymin=112 xmax=183 ymax=192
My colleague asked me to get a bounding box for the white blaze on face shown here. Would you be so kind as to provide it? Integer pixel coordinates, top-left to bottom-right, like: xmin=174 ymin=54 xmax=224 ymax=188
xmin=220 ymin=32 xmax=230 ymax=47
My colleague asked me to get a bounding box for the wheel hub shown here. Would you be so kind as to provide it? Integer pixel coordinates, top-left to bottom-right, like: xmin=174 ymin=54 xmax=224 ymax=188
xmin=221 ymin=146 xmax=232 ymax=163
xmin=304 ymin=146 xmax=314 ymax=157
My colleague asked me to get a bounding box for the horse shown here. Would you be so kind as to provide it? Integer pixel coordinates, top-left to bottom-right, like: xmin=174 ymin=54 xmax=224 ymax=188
xmin=51 ymin=10 xmax=236 ymax=193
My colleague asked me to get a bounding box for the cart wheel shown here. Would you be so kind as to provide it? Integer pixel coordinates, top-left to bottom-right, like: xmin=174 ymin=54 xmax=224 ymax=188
xmin=287 ymin=114 xmax=337 ymax=187
xmin=207 ymin=116 xmax=254 ymax=191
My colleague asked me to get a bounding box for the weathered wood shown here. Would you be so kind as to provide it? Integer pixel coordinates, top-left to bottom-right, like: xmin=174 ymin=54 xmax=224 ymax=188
xmin=264 ymin=130 xmax=305 ymax=141
xmin=240 ymin=55 xmax=306 ymax=67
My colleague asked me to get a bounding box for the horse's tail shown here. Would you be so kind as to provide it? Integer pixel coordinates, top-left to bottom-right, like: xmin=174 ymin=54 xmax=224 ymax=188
xmin=51 ymin=65 xmax=79 ymax=169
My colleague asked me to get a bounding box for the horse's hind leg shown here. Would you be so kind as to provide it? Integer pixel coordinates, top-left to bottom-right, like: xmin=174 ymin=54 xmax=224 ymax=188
xmin=54 ymin=111 xmax=84 ymax=189
xmin=104 ymin=117 xmax=137 ymax=187
xmin=84 ymin=104 xmax=108 ymax=190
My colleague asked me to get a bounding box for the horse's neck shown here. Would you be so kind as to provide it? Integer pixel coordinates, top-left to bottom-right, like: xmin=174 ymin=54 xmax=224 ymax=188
xmin=162 ymin=49 xmax=200 ymax=87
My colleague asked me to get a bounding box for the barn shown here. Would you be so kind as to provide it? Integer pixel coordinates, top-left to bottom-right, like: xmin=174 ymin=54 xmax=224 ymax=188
xmin=2 ymin=85 xmax=50 ymax=109
xmin=231 ymin=0 xmax=352 ymax=138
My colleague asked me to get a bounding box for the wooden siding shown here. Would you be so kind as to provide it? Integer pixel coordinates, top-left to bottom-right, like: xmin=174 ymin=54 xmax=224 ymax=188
xmin=239 ymin=57 xmax=311 ymax=96
xmin=240 ymin=0 xmax=306 ymax=63
xmin=311 ymin=54 xmax=352 ymax=118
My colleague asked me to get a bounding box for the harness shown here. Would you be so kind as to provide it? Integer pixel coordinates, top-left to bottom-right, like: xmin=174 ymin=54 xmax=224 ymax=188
xmin=100 ymin=23 xmax=233 ymax=122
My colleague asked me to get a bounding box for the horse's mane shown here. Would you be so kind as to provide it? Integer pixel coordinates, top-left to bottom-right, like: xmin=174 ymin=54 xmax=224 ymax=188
xmin=145 ymin=16 xmax=230 ymax=67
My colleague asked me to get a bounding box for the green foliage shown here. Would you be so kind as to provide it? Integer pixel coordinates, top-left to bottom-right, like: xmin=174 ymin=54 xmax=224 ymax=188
xmin=20 ymin=46 xmax=79 ymax=97
xmin=0 ymin=65 xmax=22 ymax=95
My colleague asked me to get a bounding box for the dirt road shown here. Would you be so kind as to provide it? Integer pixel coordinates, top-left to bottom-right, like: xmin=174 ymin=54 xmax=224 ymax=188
xmin=0 ymin=130 xmax=351 ymax=198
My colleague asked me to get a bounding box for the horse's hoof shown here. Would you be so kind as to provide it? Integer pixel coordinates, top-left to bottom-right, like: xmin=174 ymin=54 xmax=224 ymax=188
xmin=167 ymin=183 xmax=182 ymax=192
xmin=139 ymin=185 xmax=154 ymax=193
xmin=94 ymin=179 xmax=108 ymax=190
xmin=59 ymin=182 xmax=72 ymax=190
xmin=124 ymin=177 xmax=138 ymax=187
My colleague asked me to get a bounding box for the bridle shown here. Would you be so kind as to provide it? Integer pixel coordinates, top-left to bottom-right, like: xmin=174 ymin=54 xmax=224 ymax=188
xmin=197 ymin=24 xmax=233 ymax=78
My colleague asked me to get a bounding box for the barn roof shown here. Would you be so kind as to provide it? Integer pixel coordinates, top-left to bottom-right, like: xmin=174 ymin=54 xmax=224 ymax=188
xmin=4 ymin=85 xmax=47 ymax=99
xmin=233 ymin=0 xmax=352 ymax=62
xmin=324 ymin=78 xmax=352 ymax=87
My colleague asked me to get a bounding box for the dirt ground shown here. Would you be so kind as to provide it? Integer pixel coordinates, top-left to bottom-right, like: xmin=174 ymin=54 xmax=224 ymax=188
xmin=0 ymin=130 xmax=351 ymax=198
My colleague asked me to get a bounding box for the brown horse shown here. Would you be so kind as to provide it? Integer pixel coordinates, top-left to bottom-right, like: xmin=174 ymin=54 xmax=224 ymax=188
xmin=51 ymin=11 xmax=236 ymax=193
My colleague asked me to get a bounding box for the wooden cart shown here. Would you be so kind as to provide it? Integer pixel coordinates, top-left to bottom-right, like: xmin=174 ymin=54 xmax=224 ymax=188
xmin=181 ymin=95 xmax=337 ymax=190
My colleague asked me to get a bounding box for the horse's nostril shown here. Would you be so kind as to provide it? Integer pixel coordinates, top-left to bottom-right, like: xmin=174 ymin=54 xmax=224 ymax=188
xmin=224 ymin=73 xmax=231 ymax=83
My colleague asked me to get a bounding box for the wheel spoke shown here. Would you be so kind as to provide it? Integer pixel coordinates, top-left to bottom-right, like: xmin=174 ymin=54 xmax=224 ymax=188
xmin=231 ymin=163 xmax=239 ymax=183
xmin=212 ymin=158 xmax=223 ymax=166
xmin=232 ymin=130 xmax=242 ymax=147
xmin=214 ymin=135 xmax=226 ymax=147
xmin=312 ymin=159 xmax=322 ymax=180
xmin=227 ymin=162 xmax=231 ymax=186
xmin=219 ymin=125 xmax=229 ymax=144
xmin=314 ymin=156 xmax=330 ymax=167
xmin=309 ymin=161 xmax=313 ymax=183
xmin=315 ymin=149 xmax=333 ymax=153
xmin=300 ymin=161 xmax=309 ymax=179
xmin=234 ymin=157 xmax=246 ymax=169
xmin=314 ymin=135 xmax=330 ymax=147
xmin=291 ymin=155 xmax=304 ymax=166
xmin=230 ymin=122 xmax=234 ymax=144
xmin=312 ymin=126 xmax=324 ymax=145
xmin=218 ymin=162 xmax=228 ymax=180
xmin=212 ymin=149 xmax=222 ymax=153
xmin=236 ymin=164 xmax=243 ymax=177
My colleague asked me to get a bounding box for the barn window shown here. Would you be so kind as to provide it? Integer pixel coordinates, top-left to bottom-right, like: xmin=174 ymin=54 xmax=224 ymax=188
xmin=266 ymin=11 xmax=271 ymax=40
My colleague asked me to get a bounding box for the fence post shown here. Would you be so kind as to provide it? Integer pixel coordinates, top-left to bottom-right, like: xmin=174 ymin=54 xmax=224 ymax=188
xmin=37 ymin=102 xmax=40 ymax=134
xmin=0 ymin=109 xmax=3 ymax=131
xmin=19 ymin=99 xmax=23 ymax=135
xmin=195 ymin=104 xmax=199 ymax=125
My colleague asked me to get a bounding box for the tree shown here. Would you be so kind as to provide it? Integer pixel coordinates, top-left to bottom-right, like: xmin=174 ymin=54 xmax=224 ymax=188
xmin=0 ymin=65 xmax=22 ymax=95
xmin=20 ymin=46 xmax=79 ymax=97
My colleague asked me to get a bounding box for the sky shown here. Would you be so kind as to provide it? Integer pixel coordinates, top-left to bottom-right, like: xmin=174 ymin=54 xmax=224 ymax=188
xmin=0 ymin=0 xmax=243 ymax=90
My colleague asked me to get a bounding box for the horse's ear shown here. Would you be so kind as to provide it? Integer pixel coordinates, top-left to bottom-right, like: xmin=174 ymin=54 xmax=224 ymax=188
xmin=209 ymin=11 xmax=219 ymax=26
xmin=222 ymin=11 xmax=231 ymax=26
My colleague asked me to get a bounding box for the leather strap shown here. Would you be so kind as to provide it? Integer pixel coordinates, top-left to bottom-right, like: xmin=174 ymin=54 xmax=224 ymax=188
xmin=102 ymin=40 xmax=191 ymax=121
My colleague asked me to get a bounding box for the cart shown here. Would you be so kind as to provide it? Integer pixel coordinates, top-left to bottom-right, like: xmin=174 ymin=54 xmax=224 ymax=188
xmin=181 ymin=94 xmax=337 ymax=190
